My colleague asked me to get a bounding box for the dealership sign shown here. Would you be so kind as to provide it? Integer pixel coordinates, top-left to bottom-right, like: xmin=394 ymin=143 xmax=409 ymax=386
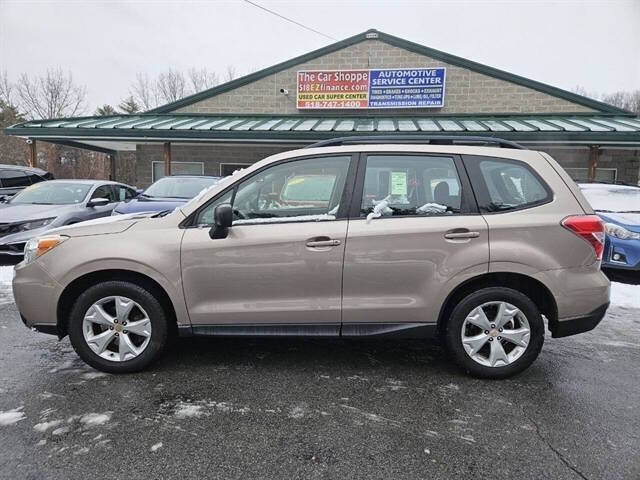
xmin=296 ymin=68 xmax=446 ymax=109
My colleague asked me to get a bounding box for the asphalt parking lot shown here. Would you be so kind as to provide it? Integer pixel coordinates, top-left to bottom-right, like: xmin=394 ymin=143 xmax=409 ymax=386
xmin=0 ymin=268 xmax=638 ymax=480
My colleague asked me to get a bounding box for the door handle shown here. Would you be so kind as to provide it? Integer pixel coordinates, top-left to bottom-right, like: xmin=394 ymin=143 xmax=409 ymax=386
xmin=306 ymin=238 xmax=341 ymax=248
xmin=444 ymin=230 xmax=480 ymax=239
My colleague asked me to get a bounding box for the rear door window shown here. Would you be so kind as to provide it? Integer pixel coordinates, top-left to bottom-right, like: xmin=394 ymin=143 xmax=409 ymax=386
xmin=359 ymin=155 xmax=466 ymax=218
xmin=463 ymin=156 xmax=551 ymax=213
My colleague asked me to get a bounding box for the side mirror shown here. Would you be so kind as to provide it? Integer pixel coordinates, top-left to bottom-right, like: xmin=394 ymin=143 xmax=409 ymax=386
xmin=0 ymin=196 xmax=7 ymax=203
xmin=87 ymin=197 xmax=110 ymax=208
xmin=209 ymin=203 xmax=233 ymax=239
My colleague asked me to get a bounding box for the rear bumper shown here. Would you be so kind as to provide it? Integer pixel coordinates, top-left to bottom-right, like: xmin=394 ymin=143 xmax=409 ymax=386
xmin=550 ymin=302 xmax=609 ymax=338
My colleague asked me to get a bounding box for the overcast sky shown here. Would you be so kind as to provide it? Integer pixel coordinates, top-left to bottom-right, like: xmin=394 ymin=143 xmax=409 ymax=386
xmin=1 ymin=0 xmax=639 ymax=113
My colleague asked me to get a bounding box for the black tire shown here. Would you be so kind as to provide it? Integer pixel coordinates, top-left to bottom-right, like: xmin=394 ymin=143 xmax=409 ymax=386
xmin=67 ymin=281 xmax=169 ymax=373
xmin=445 ymin=287 xmax=544 ymax=379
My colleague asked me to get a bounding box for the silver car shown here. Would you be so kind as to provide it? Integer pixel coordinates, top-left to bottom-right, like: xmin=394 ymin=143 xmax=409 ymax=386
xmin=0 ymin=180 xmax=138 ymax=255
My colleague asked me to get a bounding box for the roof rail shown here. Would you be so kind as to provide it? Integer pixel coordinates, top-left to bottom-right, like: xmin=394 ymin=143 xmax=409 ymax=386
xmin=305 ymin=135 xmax=526 ymax=150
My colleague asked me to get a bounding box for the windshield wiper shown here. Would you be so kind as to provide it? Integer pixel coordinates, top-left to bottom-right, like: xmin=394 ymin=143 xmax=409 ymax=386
xmin=152 ymin=209 xmax=173 ymax=218
xmin=616 ymin=210 xmax=640 ymax=214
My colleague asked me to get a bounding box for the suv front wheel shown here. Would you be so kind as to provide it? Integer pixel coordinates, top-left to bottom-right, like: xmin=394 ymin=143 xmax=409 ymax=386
xmin=445 ymin=287 xmax=545 ymax=379
xmin=68 ymin=281 xmax=169 ymax=373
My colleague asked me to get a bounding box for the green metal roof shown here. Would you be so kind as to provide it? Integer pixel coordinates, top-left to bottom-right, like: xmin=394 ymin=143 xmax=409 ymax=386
xmin=148 ymin=29 xmax=629 ymax=115
xmin=6 ymin=113 xmax=640 ymax=151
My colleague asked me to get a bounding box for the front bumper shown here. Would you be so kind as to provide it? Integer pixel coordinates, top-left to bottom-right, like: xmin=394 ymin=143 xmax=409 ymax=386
xmin=601 ymin=236 xmax=640 ymax=271
xmin=550 ymin=302 xmax=609 ymax=338
xmin=13 ymin=259 xmax=62 ymax=336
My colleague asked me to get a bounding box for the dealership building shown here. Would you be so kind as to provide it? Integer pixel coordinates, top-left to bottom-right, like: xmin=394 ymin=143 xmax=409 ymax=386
xmin=6 ymin=29 xmax=640 ymax=186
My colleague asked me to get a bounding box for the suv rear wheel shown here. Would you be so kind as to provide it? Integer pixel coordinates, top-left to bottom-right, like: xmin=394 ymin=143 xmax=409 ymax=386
xmin=68 ymin=281 xmax=169 ymax=373
xmin=445 ymin=287 xmax=544 ymax=379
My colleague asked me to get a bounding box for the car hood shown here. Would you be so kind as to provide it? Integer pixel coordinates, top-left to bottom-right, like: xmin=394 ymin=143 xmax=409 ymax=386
xmin=599 ymin=213 xmax=640 ymax=233
xmin=114 ymin=197 xmax=185 ymax=214
xmin=0 ymin=203 xmax=76 ymax=223
xmin=47 ymin=212 xmax=158 ymax=238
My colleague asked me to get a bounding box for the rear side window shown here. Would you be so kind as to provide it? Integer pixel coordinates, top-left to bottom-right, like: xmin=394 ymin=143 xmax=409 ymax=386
xmin=0 ymin=169 xmax=30 ymax=188
xmin=464 ymin=156 xmax=551 ymax=213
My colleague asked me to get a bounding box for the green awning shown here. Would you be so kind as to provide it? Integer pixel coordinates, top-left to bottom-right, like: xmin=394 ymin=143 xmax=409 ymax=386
xmin=5 ymin=113 xmax=640 ymax=152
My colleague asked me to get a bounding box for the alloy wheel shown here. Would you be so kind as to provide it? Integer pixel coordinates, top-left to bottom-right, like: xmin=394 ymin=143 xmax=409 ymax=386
xmin=82 ymin=296 xmax=152 ymax=362
xmin=461 ymin=301 xmax=531 ymax=368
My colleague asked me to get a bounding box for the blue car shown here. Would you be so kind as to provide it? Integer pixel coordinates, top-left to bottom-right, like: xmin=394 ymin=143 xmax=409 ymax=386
xmin=112 ymin=175 xmax=220 ymax=215
xmin=580 ymin=183 xmax=640 ymax=271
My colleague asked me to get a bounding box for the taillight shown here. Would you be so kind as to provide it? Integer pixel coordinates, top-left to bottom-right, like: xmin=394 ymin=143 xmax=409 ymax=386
xmin=562 ymin=215 xmax=605 ymax=260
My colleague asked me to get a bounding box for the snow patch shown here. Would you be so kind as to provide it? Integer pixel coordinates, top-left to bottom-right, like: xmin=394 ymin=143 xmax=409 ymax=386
xmin=81 ymin=371 xmax=108 ymax=380
xmin=151 ymin=442 xmax=163 ymax=452
xmin=0 ymin=266 xmax=15 ymax=305
xmin=73 ymin=447 xmax=90 ymax=455
xmin=52 ymin=426 xmax=70 ymax=435
xmin=174 ymin=402 xmax=204 ymax=419
xmin=288 ymin=404 xmax=308 ymax=419
xmin=610 ymin=282 xmax=640 ymax=309
xmin=79 ymin=412 xmax=112 ymax=426
xmin=233 ymin=213 xmax=335 ymax=226
xmin=33 ymin=420 xmax=63 ymax=432
xmin=0 ymin=407 xmax=25 ymax=426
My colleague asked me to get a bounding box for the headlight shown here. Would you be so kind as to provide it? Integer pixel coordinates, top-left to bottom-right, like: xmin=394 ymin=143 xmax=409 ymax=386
xmin=23 ymin=235 xmax=68 ymax=264
xmin=10 ymin=217 xmax=55 ymax=233
xmin=604 ymin=223 xmax=640 ymax=240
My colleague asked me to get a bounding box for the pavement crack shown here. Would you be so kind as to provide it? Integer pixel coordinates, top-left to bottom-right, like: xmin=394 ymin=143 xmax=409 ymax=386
xmin=527 ymin=415 xmax=589 ymax=480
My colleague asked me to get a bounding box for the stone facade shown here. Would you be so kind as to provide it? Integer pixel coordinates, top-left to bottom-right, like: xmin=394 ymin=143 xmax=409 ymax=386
xmin=539 ymin=147 xmax=640 ymax=183
xmin=175 ymin=39 xmax=595 ymax=116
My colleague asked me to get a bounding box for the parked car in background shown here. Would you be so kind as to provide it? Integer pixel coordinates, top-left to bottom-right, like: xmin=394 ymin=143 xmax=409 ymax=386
xmin=580 ymin=182 xmax=640 ymax=272
xmin=111 ymin=175 xmax=220 ymax=215
xmin=0 ymin=179 xmax=137 ymax=255
xmin=0 ymin=164 xmax=54 ymax=200
xmin=13 ymin=139 xmax=610 ymax=379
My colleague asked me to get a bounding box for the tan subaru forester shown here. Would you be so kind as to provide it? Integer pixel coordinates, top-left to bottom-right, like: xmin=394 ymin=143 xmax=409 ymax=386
xmin=13 ymin=138 xmax=610 ymax=378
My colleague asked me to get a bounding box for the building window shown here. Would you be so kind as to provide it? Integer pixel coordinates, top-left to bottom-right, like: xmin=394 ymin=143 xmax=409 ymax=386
xmin=220 ymin=163 xmax=252 ymax=176
xmin=152 ymin=161 xmax=204 ymax=182
xmin=565 ymin=167 xmax=617 ymax=183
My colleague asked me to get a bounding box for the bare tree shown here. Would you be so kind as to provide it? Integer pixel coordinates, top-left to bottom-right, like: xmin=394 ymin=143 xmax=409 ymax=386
xmin=187 ymin=67 xmax=219 ymax=93
xmin=572 ymin=85 xmax=640 ymax=114
xmin=14 ymin=68 xmax=86 ymax=119
xmin=0 ymin=70 xmax=14 ymax=107
xmin=131 ymin=73 xmax=159 ymax=111
xmin=601 ymin=90 xmax=640 ymax=114
xmin=224 ymin=65 xmax=237 ymax=82
xmin=156 ymin=68 xmax=187 ymax=103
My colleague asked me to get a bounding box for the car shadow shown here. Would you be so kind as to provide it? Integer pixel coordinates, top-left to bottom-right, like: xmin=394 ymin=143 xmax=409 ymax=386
xmin=603 ymin=268 xmax=640 ymax=285
xmin=154 ymin=336 xmax=458 ymax=376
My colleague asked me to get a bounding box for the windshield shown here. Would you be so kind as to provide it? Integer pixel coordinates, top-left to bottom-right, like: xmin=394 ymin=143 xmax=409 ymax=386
xmin=580 ymin=185 xmax=640 ymax=213
xmin=144 ymin=177 xmax=218 ymax=199
xmin=9 ymin=182 xmax=92 ymax=205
